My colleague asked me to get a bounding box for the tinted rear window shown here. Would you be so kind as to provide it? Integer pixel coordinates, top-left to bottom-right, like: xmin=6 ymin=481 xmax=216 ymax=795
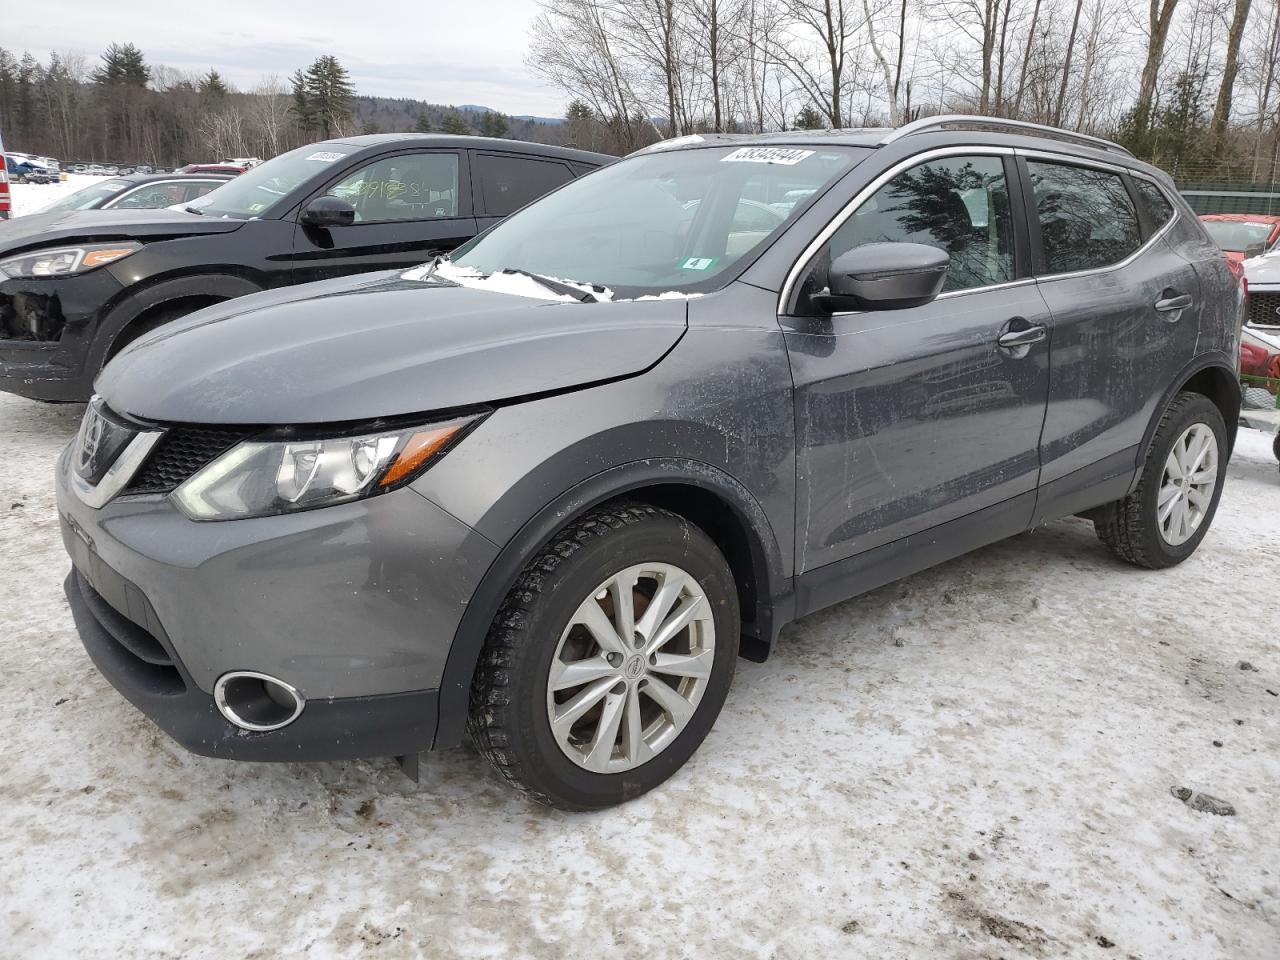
xmin=1028 ymin=161 xmax=1142 ymax=274
xmin=474 ymin=153 xmax=574 ymax=217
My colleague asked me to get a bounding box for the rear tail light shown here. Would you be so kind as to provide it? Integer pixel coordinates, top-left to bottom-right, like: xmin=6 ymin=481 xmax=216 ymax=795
xmin=0 ymin=160 xmax=10 ymax=220
xmin=1225 ymin=255 xmax=1246 ymax=294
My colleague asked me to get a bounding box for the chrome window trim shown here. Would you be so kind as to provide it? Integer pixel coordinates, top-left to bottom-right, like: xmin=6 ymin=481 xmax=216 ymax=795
xmin=1017 ymin=149 xmax=1179 ymax=284
xmin=778 ymin=145 xmax=1016 ymax=315
xmin=71 ymin=430 xmax=163 ymax=508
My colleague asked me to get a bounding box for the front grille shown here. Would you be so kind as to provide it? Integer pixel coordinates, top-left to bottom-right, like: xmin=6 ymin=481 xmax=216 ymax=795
xmin=74 ymin=572 xmax=185 ymax=696
xmin=1247 ymin=291 xmax=1280 ymax=328
xmin=125 ymin=425 xmax=250 ymax=495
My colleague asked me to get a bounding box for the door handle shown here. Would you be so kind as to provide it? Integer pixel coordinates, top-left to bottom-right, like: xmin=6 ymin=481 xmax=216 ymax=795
xmin=997 ymin=325 xmax=1048 ymax=350
xmin=1154 ymin=293 xmax=1193 ymax=313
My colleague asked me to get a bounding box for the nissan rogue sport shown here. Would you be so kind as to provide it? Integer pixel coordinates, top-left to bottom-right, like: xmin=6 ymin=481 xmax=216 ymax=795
xmin=57 ymin=117 xmax=1244 ymax=809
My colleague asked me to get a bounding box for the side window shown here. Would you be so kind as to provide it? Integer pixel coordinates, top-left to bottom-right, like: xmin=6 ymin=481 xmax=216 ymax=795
xmin=114 ymin=186 xmax=178 ymax=209
xmin=183 ymin=181 xmax=223 ymax=203
xmin=1027 ymin=161 xmax=1141 ymax=274
xmin=1132 ymin=177 xmax=1174 ymax=231
xmin=475 ymin=153 xmax=573 ymax=217
xmin=823 ymin=154 xmax=1016 ymax=293
xmin=323 ymin=153 xmax=460 ymax=223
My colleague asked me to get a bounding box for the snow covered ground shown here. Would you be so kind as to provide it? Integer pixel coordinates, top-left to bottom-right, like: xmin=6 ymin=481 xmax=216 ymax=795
xmin=0 ymin=389 xmax=1276 ymax=959
xmin=7 ymin=173 xmax=99 ymax=217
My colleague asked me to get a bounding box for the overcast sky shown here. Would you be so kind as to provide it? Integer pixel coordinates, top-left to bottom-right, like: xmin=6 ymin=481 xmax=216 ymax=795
xmin=5 ymin=1 xmax=565 ymax=116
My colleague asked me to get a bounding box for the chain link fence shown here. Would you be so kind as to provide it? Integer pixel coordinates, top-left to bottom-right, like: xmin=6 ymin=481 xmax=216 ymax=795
xmin=1160 ymin=157 xmax=1280 ymax=215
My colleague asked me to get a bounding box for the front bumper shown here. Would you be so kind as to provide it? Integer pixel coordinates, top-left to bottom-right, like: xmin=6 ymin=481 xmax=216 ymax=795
xmin=65 ymin=568 xmax=440 ymax=761
xmin=0 ymin=270 xmax=124 ymax=401
xmin=56 ymin=442 xmax=501 ymax=760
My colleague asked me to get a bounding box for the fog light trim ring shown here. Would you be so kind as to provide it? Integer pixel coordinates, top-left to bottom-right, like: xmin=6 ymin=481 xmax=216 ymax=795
xmin=213 ymin=670 xmax=306 ymax=732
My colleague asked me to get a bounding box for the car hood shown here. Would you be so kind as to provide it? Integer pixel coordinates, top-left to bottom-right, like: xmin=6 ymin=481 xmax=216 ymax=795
xmin=1245 ymin=250 xmax=1280 ymax=286
xmin=0 ymin=208 xmax=244 ymax=254
xmin=96 ymin=271 xmax=689 ymax=424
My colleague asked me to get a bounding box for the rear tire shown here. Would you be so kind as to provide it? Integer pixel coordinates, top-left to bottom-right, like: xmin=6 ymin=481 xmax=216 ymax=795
xmin=468 ymin=502 xmax=740 ymax=810
xmin=1095 ymin=392 xmax=1227 ymax=569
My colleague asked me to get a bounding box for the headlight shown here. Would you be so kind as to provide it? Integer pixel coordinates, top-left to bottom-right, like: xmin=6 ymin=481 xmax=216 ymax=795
xmin=0 ymin=242 xmax=142 ymax=279
xmin=172 ymin=413 xmax=484 ymax=521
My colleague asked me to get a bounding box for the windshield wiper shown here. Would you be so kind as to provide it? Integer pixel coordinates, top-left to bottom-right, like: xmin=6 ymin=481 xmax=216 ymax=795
xmin=502 ymin=268 xmax=597 ymax=303
xmin=183 ymin=205 xmax=204 ymax=216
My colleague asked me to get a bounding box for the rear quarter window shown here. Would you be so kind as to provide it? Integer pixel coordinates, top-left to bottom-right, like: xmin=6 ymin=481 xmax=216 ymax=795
xmin=1132 ymin=177 xmax=1175 ymax=231
xmin=1028 ymin=160 xmax=1142 ymax=274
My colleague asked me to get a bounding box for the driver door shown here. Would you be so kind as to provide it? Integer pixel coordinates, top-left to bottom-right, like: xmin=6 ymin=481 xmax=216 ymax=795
xmin=291 ymin=149 xmax=477 ymax=284
xmin=782 ymin=151 xmax=1052 ymax=573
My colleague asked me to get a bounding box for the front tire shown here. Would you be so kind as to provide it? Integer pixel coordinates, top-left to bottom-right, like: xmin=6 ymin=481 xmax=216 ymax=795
xmin=1095 ymin=391 xmax=1228 ymax=569
xmin=468 ymin=502 xmax=740 ymax=810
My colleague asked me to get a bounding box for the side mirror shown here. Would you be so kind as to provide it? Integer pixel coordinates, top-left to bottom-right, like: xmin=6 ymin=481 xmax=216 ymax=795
xmin=1243 ymin=242 xmax=1266 ymax=261
xmin=300 ymin=195 xmax=356 ymax=228
xmin=815 ymin=242 xmax=949 ymax=313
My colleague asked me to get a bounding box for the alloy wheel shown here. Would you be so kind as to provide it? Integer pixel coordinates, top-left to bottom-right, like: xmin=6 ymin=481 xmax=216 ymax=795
xmin=546 ymin=562 xmax=716 ymax=773
xmin=1157 ymin=422 xmax=1218 ymax=546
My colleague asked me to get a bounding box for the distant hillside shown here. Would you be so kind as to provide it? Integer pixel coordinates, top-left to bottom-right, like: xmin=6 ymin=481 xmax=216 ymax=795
xmin=352 ymin=96 xmax=565 ymax=142
xmin=458 ymin=104 xmax=564 ymax=125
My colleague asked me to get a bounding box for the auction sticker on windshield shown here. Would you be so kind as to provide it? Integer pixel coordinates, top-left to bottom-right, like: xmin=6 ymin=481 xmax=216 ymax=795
xmin=305 ymin=152 xmax=346 ymax=162
xmin=721 ymin=147 xmax=815 ymax=165
xmin=680 ymin=257 xmax=717 ymax=271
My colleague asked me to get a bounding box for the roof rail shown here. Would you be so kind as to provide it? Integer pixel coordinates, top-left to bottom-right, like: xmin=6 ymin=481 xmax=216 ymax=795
xmin=881 ymin=114 xmax=1134 ymax=158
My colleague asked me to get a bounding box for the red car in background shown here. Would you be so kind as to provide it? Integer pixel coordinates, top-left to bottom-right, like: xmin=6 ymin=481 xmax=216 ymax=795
xmin=1200 ymin=214 xmax=1280 ymax=261
xmin=178 ymin=163 xmax=246 ymax=175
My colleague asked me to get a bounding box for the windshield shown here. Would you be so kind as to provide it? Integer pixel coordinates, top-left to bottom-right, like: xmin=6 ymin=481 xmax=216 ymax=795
xmin=40 ymin=179 xmax=132 ymax=214
xmin=449 ymin=145 xmax=863 ymax=297
xmin=191 ymin=143 xmax=359 ymax=218
xmin=1203 ymin=219 xmax=1275 ymax=254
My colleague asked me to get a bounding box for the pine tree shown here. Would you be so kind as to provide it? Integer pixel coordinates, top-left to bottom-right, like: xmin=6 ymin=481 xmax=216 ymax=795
xmin=362 ymin=119 xmax=380 ymax=135
xmin=0 ymin=49 xmax=17 ymax=133
xmin=302 ymin=55 xmax=354 ymax=138
xmin=439 ymin=111 xmax=471 ymax=135
xmin=92 ymin=42 xmax=149 ymax=87
xmin=200 ymin=69 xmax=229 ymax=97
xmin=414 ymin=113 xmax=432 ymax=133
xmin=565 ymin=99 xmax=594 ymax=123
xmin=793 ymin=105 xmax=824 ymax=130
xmin=289 ymin=68 xmax=314 ymax=132
xmin=16 ymin=53 xmax=41 ymax=140
xmin=478 ymin=111 xmax=508 ymax=138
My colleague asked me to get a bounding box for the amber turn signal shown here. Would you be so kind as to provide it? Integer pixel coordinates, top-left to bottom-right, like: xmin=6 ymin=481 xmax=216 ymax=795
xmin=81 ymin=247 xmax=140 ymax=269
xmin=379 ymin=425 xmax=464 ymax=488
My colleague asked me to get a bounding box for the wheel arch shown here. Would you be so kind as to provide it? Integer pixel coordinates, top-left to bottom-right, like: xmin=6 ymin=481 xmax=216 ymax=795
xmin=1134 ymin=354 xmax=1240 ymax=489
xmin=433 ymin=458 xmax=790 ymax=750
xmin=90 ymin=273 xmax=265 ymax=373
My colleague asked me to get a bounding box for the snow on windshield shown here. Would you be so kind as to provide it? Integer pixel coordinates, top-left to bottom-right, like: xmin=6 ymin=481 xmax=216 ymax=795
xmin=402 ymin=260 xmax=705 ymax=303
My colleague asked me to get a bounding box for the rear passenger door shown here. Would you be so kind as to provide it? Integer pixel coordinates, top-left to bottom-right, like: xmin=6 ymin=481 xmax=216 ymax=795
xmin=471 ymin=151 xmax=577 ymax=232
xmin=1023 ymin=156 xmax=1201 ymax=510
xmin=291 ymin=149 xmax=478 ymax=284
xmin=784 ymin=151 xmax=1051 ymax=572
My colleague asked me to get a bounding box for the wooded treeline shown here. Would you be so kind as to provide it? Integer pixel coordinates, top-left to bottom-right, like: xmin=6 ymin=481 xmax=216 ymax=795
xmin=538 ymin=0 xmax=1280 ymax=180
xmin=3 ymin=1 xmax=1279 ymax=180
xmin=0 ymin=44 xmax=548 ymax=166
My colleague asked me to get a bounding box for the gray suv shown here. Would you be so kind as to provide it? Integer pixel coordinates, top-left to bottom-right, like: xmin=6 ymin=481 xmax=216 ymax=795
xmin=56 ymin=117 xmax=1244 ymax=809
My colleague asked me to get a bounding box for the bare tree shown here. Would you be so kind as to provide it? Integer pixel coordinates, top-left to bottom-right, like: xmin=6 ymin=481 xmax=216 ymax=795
xmin=1210 ymin=0 xmax=1252 ymax=141
xmin=1134 ymin=0 xmax=1181 ymax=134
xmin=1052 ymin=0 xmax=1085 ymax=125
xmin=768 ymin=0 xmax=869 ymax=127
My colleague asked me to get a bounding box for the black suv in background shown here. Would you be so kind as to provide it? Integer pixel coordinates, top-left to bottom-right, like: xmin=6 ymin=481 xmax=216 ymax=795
xmin=0 ymin=135 xmax=611 ymax=401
